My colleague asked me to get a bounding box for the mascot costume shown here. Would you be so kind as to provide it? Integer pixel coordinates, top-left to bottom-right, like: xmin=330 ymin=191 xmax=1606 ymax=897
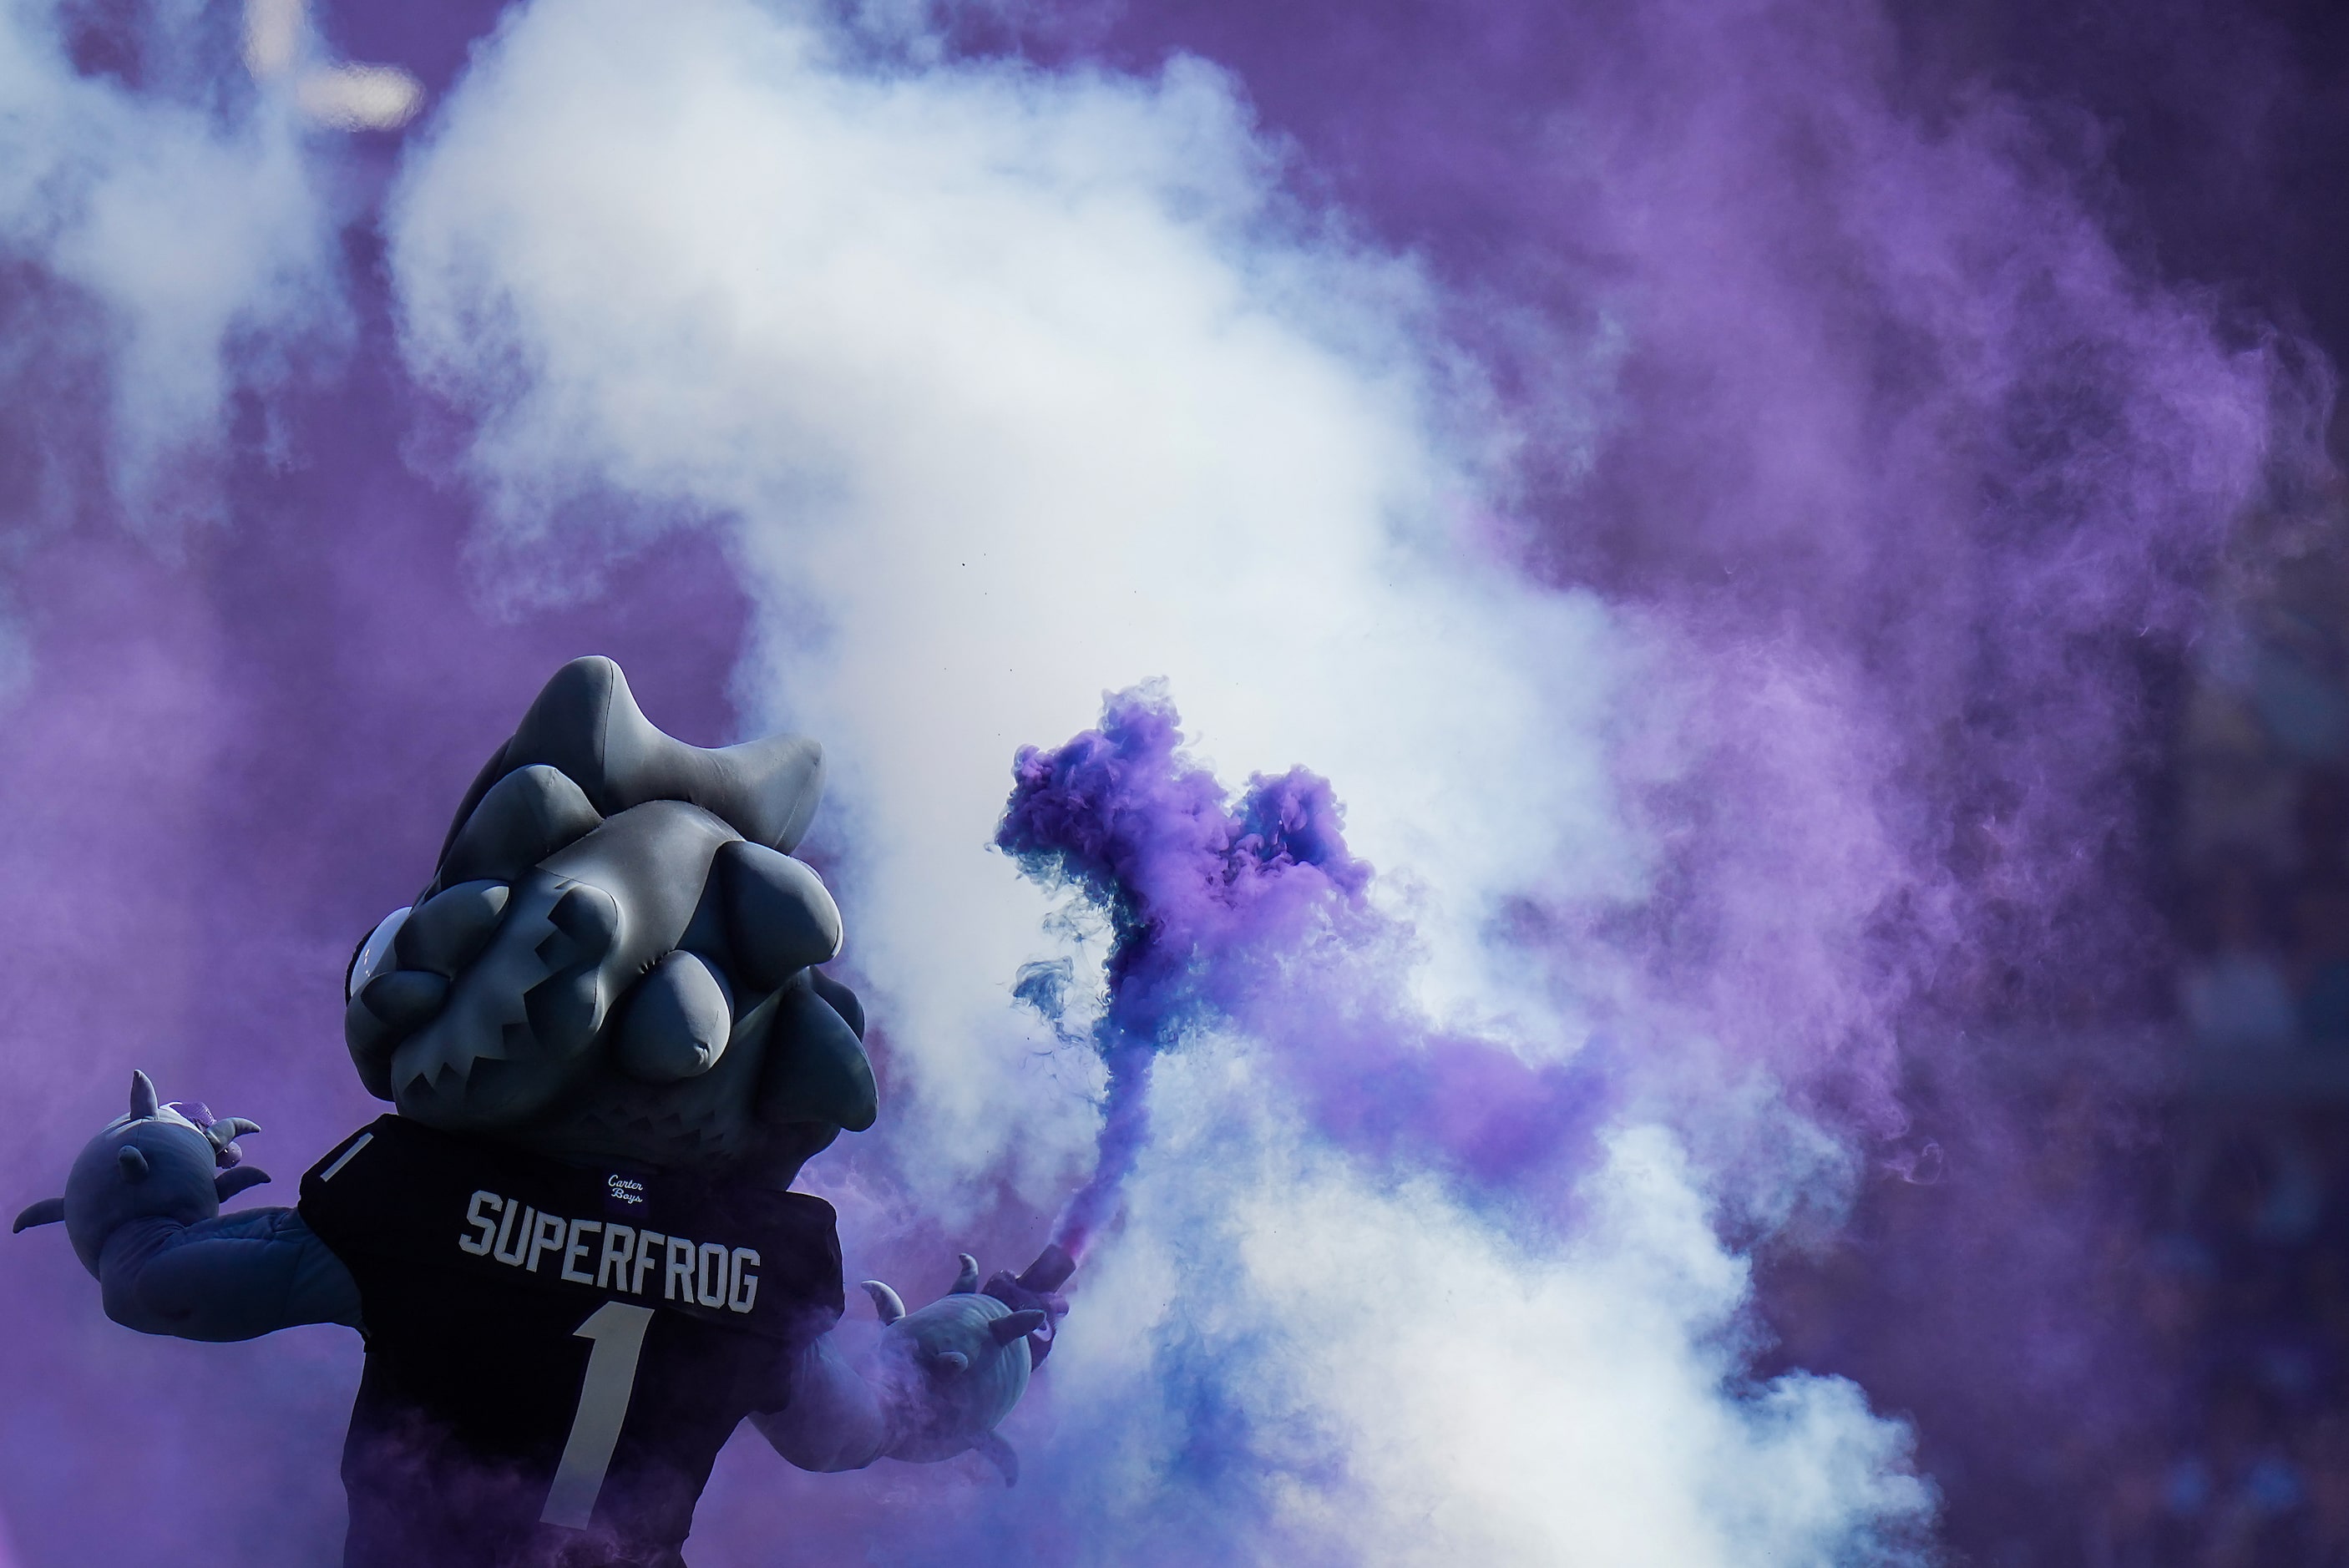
xmin=12 ymin=656 xmax=1070 ymax=1568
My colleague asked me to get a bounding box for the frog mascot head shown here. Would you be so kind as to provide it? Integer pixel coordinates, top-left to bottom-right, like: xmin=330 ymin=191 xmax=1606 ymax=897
xmin=342 ymin=655 xmax=873 ymax=1185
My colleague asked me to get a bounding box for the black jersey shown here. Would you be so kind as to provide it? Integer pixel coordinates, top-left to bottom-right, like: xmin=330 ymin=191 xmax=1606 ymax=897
xmin=299 ymin=1115 xmax=844 ymax=1568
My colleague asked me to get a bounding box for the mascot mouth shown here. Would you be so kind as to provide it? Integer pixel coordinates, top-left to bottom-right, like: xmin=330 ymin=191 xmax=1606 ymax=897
xmin=387 ymin=870 xmax=608 ymax=1125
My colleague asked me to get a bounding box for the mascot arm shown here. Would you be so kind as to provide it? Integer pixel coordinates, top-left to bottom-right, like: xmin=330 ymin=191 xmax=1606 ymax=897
xmin=13 ymin=1071 xmax=362 ymax=1343
xmin=99 ymin=1207 xmax=362 ymax=1342
xmin=750 ymin=1334 xmax=892 ymax=1473
xmin=751 ymin=1253 xmax=1052 ymax=1485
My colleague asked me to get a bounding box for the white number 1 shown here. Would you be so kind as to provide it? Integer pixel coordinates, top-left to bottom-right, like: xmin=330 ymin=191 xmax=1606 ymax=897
xmin=541 ymin=1301 xmax=656 ymax=1529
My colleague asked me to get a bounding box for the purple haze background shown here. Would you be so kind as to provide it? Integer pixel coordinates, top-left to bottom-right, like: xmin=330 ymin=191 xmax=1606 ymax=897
xmin=1026 ymin=0 xmax=2330 ymax=1547
xmin=0 ymin=0 xmax=2336 ymax=1563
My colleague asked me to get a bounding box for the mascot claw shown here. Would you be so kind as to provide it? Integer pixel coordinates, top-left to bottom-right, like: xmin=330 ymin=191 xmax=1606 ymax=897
xmin=860 ymin=1251 xmax=1056 ymax=1483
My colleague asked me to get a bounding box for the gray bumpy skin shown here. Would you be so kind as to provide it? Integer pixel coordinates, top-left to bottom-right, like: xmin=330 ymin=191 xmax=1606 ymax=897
xmin=342 ymin=655 xmax=874 ymax=1175
xmin=15 ymin=657 xmax=1051 ymax=1480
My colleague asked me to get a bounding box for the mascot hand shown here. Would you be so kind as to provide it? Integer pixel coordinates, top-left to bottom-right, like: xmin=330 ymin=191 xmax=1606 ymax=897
xmin=10 ymin=1070 xmax=270 ymax=1276
xmin=981 ymin=1242 xmax=1072 ymax=1366
xmin=861 ymin=1252 xmax=1055 ymax=1485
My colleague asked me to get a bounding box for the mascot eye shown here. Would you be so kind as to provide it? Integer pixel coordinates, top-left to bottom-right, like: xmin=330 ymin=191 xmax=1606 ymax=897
xmin=347 ymin=907 xmax=413 ymax=1002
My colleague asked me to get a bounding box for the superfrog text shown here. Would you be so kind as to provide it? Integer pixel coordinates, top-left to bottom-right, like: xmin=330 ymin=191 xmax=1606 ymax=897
xmin=457 ymin=1189 xmax=762 ymax=1313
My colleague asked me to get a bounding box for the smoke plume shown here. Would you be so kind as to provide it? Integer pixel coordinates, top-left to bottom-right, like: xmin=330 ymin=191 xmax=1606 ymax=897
xmin=0 ymin=0 xmax=2308 ymax=1562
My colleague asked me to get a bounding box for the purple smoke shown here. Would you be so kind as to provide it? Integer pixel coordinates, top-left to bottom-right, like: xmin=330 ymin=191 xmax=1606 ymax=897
xmin=993 ymin=685 xmax=1372 ymax=1259
xmin=992 ymin=687 xmax=1629 ymax=1279
xmin=0 ymin=0 xmax=2336 ymax=1562
xmin=1010 ymin=0 xmax=2298 ymax=1548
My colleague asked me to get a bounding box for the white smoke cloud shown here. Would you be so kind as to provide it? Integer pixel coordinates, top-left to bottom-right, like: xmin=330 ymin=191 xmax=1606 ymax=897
xmin=999 ymin=1046 xmax=1931 ymax=1567
xmin=0 ymin=0 xmax=345 ymax=527
xmin=392 ymin=0 xmax=1643 ymax=1146
xmin=387 ymin=0 xmax=1930 ymax=1558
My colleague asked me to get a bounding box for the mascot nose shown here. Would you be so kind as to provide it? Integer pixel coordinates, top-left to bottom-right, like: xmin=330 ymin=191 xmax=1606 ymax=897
xmin=615 ymin=951 xmax=735 ymax=1083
